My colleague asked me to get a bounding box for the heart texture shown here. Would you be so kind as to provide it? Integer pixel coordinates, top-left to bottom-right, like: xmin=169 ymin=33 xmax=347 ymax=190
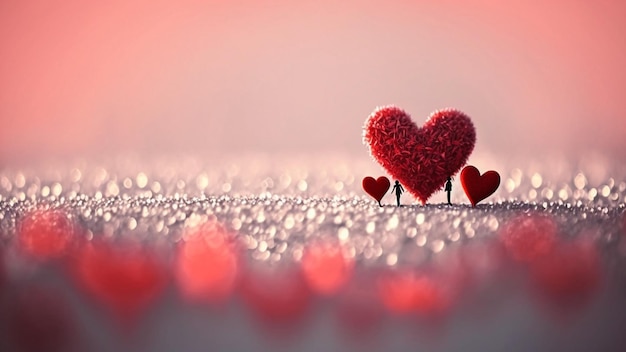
xmin=363 ymin=106 xmax=476 ymax=204
xmin=460 ymin=165 xmax=500 ymax=206
xmin=362 ymin=176 xmax=390 ymax=205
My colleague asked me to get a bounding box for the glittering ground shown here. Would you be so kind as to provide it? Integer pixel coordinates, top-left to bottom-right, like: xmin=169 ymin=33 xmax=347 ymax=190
xmin=0 ymin=154 xmax=625 ymax=352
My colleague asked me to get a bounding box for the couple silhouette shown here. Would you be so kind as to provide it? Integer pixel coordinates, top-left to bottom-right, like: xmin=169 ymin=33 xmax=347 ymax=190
xmin=391 ymin=177 xmax=453 ymax=206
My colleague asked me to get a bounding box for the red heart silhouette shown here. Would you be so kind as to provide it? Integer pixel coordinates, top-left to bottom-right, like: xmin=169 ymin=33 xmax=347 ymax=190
xmin=364 ymin=106 xmax=475 ymax=204
xmin=362 ymin=176 xmax=390 ymax=205
xmin=460 ymin=165 xmax=500 ymax=206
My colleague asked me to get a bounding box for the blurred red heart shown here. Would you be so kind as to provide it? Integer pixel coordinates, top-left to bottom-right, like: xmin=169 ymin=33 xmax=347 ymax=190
xmin=240 ymin=267 xmax=311 ymax=328
xmin=301 ymin=240 xmax=354 ymax=295
xmin=71 ymin=240 xmax=168 ymax=324
xmin=377 ymin=268 xmax=452 ymax=316
xmin=364 ymin=106 xmax=475 ymax=204
xmin=176 ymin=221 xmax=240 ymax=304
xmin=18 ymin=209 xmax=76 ymax=260
xmin=362 ymin=176 xmax=390 ymax=205
xmin=530 ymin=240 xmax=601 ymax=314
xmin=499 ymin=214 xmax=557 ymax=263
xmin=460 ymin=165 xmax=500 ymax=206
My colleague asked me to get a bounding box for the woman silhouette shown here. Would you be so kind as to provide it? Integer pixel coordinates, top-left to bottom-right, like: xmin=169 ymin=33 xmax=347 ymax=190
xmin=445 ymin=177 xmax=452 ymax=205
xmin=391 ymin=180 xmax=404 ymax=206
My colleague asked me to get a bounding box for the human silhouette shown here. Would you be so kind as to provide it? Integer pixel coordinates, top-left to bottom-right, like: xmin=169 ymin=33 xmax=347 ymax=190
xmin=391 ymin=180 xmax=404 ymax=207
xmin=445 ymin=177 xmax=452 ymax=205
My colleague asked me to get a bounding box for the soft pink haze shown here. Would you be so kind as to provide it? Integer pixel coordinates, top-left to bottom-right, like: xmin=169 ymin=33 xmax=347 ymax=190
xmin=1 ymin=0 xmax=625 ymax=162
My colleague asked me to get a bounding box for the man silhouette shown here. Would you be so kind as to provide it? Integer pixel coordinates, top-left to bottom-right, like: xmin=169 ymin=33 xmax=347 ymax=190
xmin=391 ymin=180 xmax=404 ymax=207
xmin=445 ymin=177 xmax=452 ymax=205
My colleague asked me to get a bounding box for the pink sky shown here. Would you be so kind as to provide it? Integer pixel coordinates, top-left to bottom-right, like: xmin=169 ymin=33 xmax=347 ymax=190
xmin=1 ymin=0 xmax=625 ymax=162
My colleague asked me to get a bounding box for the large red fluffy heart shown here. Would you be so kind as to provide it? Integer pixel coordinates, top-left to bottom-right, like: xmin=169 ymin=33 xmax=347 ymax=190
xmin=363 ymin=106 xmax=476 ymax=204
xmin=460 ymin=165 xmax=500 ymax=206
xmin=362 ymin=176 xmax=390 ymax=205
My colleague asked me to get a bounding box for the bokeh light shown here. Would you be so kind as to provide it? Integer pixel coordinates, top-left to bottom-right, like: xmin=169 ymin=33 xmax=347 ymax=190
xmin=499 ymin=214 xmax=558 ymax=263
xmin=17 ymin=209 xmax=76 ymax=260
xmin=241 ymin=266 xmax=311 ymax=327
xmin=530 ymin=239 xmax=601 ymax=315
xmin=70 ymin=240 xmax=168 ymax=323
xmin=377 ymin=268 xmax=451 ymax=316
xmin=176 ymin=221 xmax=240 ymax=304
xmin=301 ymin=239 xmax=353 ymax=295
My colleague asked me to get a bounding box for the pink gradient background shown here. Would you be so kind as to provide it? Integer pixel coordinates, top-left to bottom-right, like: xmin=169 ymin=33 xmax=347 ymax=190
xmin=1 ymin=0 xmax=625 ymax=163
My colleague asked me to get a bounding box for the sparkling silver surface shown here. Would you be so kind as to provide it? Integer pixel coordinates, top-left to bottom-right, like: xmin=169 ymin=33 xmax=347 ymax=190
xmin=0 ymin=153 xmax=624 ymax=267
xmin=1 ymin=153 xmax=626 ymax=352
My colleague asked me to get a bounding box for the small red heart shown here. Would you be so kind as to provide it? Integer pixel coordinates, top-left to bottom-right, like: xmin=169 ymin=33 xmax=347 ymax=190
xmin=364 ymin=106 xmax=476 ymax=204
xmin=362 ymin=176 xmax=390 ymax=205
xmin=460 ymin=165 xmax=500 ymax=206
